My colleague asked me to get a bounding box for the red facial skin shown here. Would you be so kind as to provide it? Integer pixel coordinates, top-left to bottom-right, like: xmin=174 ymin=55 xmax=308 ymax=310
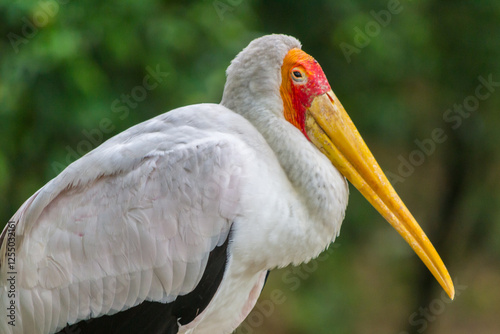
xmin=280 ymin=48 xmax=331 ymax=139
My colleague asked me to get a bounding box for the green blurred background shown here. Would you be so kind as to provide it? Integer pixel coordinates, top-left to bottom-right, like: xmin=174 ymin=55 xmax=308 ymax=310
xmin=1 ymin=0 xmax=499 ymax=333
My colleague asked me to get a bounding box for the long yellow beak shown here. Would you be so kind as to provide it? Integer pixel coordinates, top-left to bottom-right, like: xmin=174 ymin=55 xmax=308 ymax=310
xmin=306 ymin=90 xmax=455 ymax=299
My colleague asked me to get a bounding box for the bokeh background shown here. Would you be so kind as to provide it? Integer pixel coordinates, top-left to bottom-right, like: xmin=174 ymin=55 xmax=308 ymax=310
xmin=1 ymin=0 xmax=499 ymax=333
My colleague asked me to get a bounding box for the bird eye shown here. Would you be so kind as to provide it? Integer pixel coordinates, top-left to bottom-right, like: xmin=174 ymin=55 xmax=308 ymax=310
xmin=291 ymin=68 xmax=306 ymax=83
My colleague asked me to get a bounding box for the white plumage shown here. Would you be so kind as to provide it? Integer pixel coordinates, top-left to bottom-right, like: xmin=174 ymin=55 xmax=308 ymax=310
xmin=0 ymin=35 xmax=347 ymax=334
xmin=0 ymin=34 xmax=453 ymax=334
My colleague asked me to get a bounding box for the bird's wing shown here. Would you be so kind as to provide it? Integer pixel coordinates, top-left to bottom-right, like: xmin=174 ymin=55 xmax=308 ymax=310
xmin=0 ymin=104 xmax=259 ymax=334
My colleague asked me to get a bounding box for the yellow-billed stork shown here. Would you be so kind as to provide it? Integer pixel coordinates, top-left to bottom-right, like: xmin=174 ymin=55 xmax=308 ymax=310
xmin=0 ymin=34 xmax=454 ymax=334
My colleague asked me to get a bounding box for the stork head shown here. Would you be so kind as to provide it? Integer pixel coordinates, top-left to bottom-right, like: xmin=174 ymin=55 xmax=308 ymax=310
xmin=222 ymin=34 xmax=454 ymax=300
xmin=279 ymin=42 xmax=454 ymax=300
xmin=280 ymin=49 xmax=331 ymax=138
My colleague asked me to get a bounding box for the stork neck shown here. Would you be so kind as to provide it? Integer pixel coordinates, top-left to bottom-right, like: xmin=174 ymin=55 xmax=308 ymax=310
xmin=260 ymin=110 xmax=348 ymax=217
xmin=235 ymin=103 xmax=349 ymax=263
xmin=236 ymin=107 xmax=349 ymax=270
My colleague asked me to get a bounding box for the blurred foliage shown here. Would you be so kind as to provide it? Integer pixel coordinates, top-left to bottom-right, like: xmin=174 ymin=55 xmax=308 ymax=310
xmin=1 ymin=0 xmax=500 ymax=333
